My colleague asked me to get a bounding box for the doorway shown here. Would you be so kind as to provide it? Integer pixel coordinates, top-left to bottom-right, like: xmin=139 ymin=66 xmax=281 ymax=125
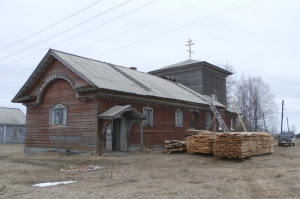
xmin=105 ymin=118 xmax=127 ymax=152
xmin=112 ymin=119 xmax=120 ymax=151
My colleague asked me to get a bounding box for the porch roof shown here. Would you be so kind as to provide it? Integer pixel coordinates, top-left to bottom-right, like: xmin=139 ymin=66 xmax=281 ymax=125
xmin=98 ymin=105 xmax=146 ymax=120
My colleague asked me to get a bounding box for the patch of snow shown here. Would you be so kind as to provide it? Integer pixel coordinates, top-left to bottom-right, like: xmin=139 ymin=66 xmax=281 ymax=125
xmin=60 ymin=165 xmax=104 ymax=172
xmin=32 ymin=180 xmax=76 ymax=187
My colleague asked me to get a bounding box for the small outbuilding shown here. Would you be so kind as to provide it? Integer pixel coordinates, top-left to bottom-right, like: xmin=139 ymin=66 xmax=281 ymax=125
xmin=0 ymin=107 xmax=26 ymax=144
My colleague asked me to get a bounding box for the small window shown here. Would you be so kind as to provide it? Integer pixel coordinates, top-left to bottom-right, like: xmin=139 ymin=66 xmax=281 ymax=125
xmin=175 ymin=110 xmax=183 ymax=127
xmin=211 ymin=93 xmax=218 ymax=101
xmin=230 ymin=118 xmax=234 ymax=131
xmin=205 ymin=114 xmax=211 ymax=127
xmin=143 ymin=107 xmax=153 ymax=126
xmin=50 ymin=103 xmax=67 ymax=125
xmin=13 ymin=129 xmax=18 ymax=140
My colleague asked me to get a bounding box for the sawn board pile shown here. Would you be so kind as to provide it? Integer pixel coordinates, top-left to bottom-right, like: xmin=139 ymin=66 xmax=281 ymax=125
xmin=164 ymin=140 xmax=186 ymax=153
xmin=185 ymin=130 xmax=215 ymax=154
xmin=213 ymin=132 xmax=273 ymax=158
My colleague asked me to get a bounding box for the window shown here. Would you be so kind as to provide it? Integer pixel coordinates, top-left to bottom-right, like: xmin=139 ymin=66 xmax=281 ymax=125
xmin=230 ymin=118 xmax=234 ymax=131
xmin=205 ymin=114 xmax=211 ymax=127
xmin=211 ymin=93 xmax=218 ymax=101
xmin=50 ymin=103 xmax=67 ymax=125
xmin=175 ymin=110 xmax=183 ymax=127
xmin=143 ymin=107 xmax=153 ymax=126
xmin=13 ymin=129 xmax=18 ymax=140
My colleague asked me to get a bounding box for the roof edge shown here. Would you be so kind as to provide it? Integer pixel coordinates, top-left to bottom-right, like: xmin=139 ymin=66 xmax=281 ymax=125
xmin=148 ymin=60 xmax=233 ymax=76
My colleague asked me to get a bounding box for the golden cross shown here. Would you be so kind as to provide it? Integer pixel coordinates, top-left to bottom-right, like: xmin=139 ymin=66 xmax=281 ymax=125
xmin=186 ymin=39 xmax=194 ymax=59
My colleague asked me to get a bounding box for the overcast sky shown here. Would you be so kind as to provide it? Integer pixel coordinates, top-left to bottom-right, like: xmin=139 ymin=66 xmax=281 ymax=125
xmin=1 ymin=0 xmax=299 ymax=132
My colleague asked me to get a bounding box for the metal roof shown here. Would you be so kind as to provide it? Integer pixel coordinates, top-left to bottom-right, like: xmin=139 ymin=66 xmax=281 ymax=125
xmin=51 ymin=50 xmax=221 ymax=106
xmin=98 ymin=105 xmax=146 ymax=120
xmin=12 ymin=49 xmax=225 ymax=108
xmin=0 ymin=107 xmax=26 ymax=125
xmin=148 ymin=59 xmax=233 ymax=76
xmin=158 ymin=59 xmax=200 ymax=70
xmin=226 ymin=107 xmax=237 ymax=114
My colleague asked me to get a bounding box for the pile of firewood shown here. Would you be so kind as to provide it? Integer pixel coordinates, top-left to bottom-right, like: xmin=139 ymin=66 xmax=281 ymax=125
xmin=164 ymin=140 xmax=186 ymax=153
xmin=213 ymin=132 xmax=273 ymax=158
xmin=185 ymin=131 xmax=215 ymax=154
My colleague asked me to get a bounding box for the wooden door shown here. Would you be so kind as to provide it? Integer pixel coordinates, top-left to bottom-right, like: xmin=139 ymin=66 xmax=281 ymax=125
xmin=112 ymin=119 xmax=120 ymax=151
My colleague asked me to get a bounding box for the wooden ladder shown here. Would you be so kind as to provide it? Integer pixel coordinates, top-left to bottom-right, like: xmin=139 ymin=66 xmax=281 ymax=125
xmin=174 ymin=82 xmax=229 ymax=133
xmin=207 ymin=100 xmax=229 ymax=133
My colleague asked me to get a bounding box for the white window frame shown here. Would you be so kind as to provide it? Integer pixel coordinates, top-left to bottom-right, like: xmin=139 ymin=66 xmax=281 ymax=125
xmin=211 ymin=93 xmax=218 ymax=101
xmin=230 ymin=118 xmax=234 ymax=131
xmin=143 ymin=107 xmax=153 ymax=126
xmin=175 ymin=110 xmax=183 ymax=127
xmin=50 ymin=103 xmax=67 ymax=125
xmin=205 ymin=114 xmax=211 ymax=127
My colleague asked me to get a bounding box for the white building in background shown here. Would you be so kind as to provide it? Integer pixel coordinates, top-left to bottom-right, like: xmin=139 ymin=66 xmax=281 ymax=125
xmin=0 ymin=107 xmax=26 ymax=144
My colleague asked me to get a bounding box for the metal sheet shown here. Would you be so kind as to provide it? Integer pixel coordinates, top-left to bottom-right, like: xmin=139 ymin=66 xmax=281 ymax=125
xmin=0 ymin=108 xmax=26 ymax=125
xmin=52 ymin=50 xmax=224 ymax=107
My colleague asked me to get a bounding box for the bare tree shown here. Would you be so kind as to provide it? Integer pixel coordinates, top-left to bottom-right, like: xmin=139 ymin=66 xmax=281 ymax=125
xmin=234 ymin=75 xmax=277 ymax=133
xmin=219 ymin=62 xmax=236 ymax=106
xmin=291 ymin=124 xmax=297 ymax=134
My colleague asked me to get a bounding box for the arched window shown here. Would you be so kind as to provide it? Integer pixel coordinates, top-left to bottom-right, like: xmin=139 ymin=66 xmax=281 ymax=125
xmin=49 ymin=103 xmax=67 ymax=125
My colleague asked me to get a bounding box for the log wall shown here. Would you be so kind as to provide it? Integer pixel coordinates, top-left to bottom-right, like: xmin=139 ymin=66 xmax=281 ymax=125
xmin=26 ymin=79 xmax=98 ymax=153
xmin=98 ymin=98 xmax=220 ymax=147
xmin=25 ymin=59 xmax=98 ymax=154
xmin=29 ymin=59 xmax=90 ymax=96
xmin=23 ymin=58 xmax=236 ymax=154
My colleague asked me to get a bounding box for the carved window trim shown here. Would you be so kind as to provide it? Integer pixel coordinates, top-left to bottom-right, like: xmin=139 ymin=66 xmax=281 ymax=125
xmin=49 ymin=103 xmax=67 ymax=125
xmin=143 ymin=107 xmax=153 ymax=126
xmin=175 ymin=110 xmax=183 ymax=127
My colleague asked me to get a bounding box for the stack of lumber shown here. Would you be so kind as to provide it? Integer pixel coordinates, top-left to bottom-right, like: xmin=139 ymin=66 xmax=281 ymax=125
xmin=213 ymin=132 xmax=273 ymax=158
xmin=164 ymin=140 xmax=186 ymax=153
xmin=185 ymin=130 xmax=216 ymax=153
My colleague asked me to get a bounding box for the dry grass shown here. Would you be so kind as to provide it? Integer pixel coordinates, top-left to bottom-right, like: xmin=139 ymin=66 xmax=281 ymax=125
xmin=1 ymin=141 xmax=300 ymax=199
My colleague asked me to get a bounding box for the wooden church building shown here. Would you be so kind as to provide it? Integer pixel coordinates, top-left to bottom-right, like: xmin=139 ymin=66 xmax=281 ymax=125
xmin=12 ymin=49 xmax=236 ymax=155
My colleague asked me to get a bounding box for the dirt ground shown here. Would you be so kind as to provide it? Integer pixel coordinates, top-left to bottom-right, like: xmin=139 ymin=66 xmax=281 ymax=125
xmin=1 ymin=140 xmax=300 ymax=199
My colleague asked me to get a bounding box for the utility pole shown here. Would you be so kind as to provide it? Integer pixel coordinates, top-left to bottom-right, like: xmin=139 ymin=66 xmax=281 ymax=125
xmin=281 ymin=100 xmax=284 ymax=133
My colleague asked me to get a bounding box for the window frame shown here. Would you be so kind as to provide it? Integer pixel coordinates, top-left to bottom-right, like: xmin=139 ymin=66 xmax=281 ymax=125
xmin=49 ymin=103 xmax=67 ymax=125
xmin=143 ymin=107 xmax=153 ymax=126
xmin=211 ymin=93 xmax=218 ymax=101
xmin=13 ymin=129 xmax=18 ymax=140
xmin=175 ymin=110 xmax=183 ymax=127
xmin=205 ymin=114 xmax=211 ymax=127
xmin=230 ymin=118 xmax=234 ymax=131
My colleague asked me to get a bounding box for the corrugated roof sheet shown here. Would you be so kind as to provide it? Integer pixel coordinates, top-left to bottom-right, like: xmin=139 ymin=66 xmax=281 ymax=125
xmin=51 ymin=50 xmax=220 ymax=107
xmin=226 ymin=107 xmax=238 ymax=114
xmin=98 ymin=105 xmax=146 ymax=119
xmin=0 ymin=107 xmax=26 ymax=125
xmin=99 ymin=105 xmax=131 ymax=118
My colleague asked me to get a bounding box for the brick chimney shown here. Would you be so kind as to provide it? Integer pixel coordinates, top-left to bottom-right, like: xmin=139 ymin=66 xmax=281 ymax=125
xmin=129 ymin=67 xmax=137 ymax=71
